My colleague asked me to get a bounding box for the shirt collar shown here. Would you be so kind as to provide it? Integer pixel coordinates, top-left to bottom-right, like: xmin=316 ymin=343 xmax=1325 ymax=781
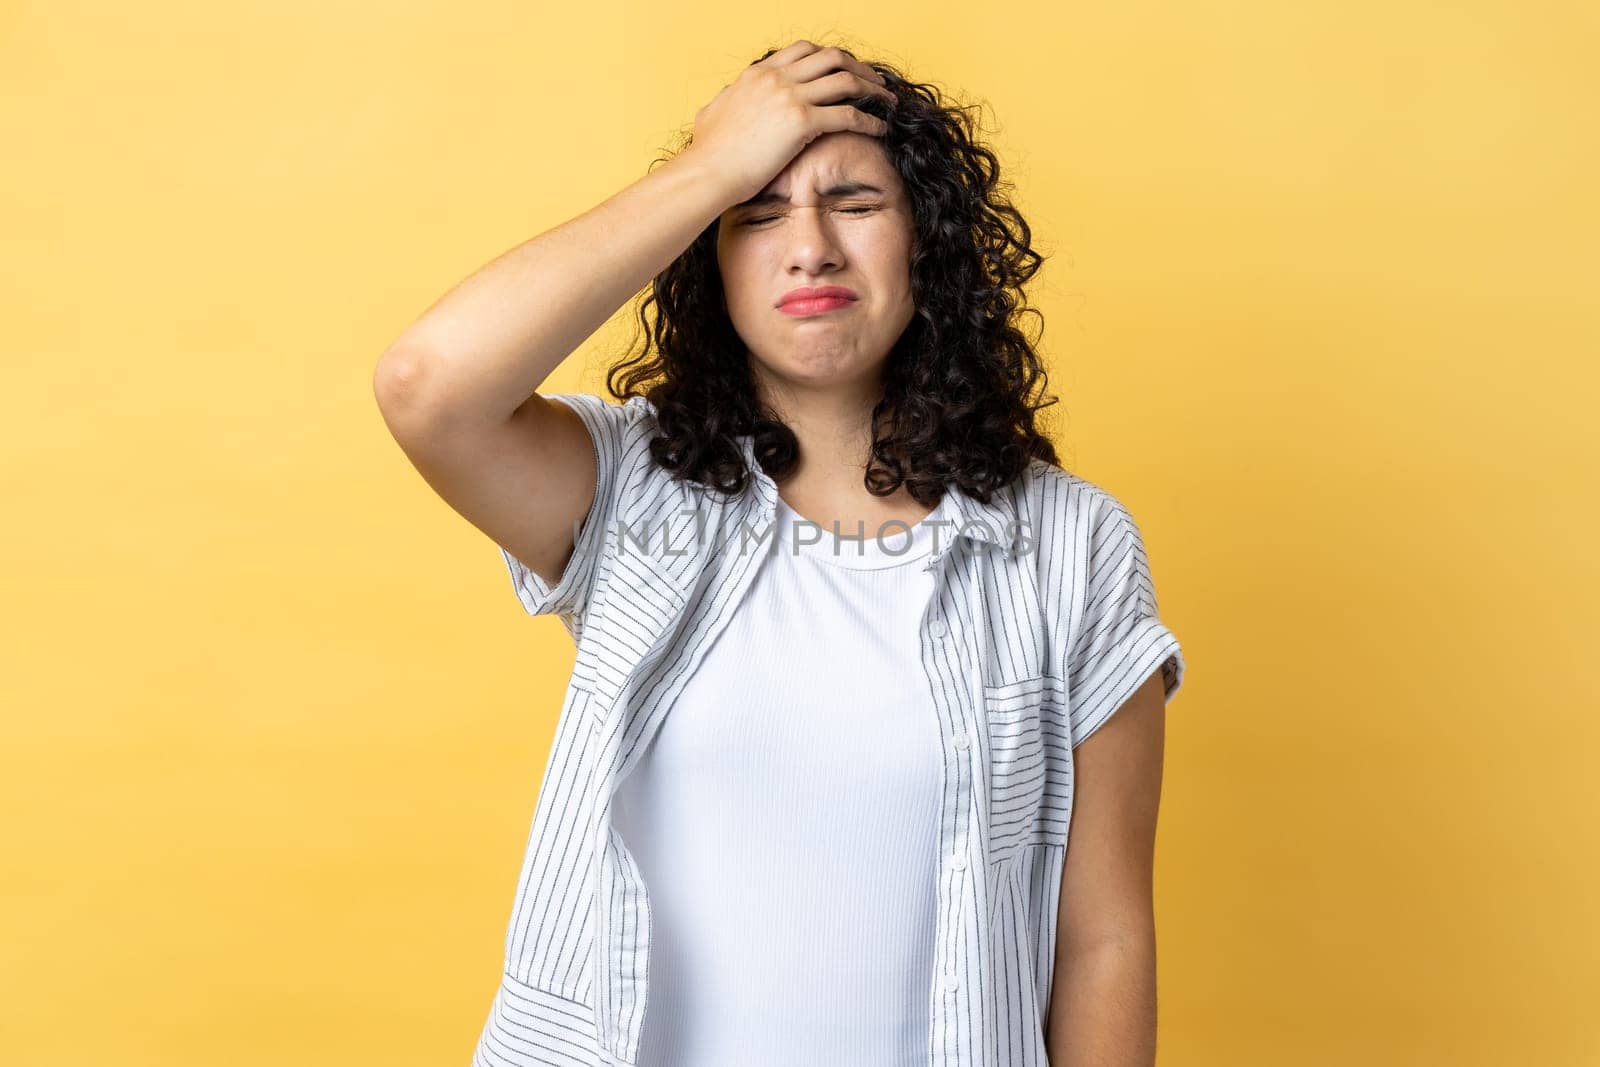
xmin=732 ymin=432 xmax=1022 ymax=561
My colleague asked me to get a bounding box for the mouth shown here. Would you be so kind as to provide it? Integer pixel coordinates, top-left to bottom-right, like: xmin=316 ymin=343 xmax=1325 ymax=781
xmin=778 ymin=286 xmax=859 ymax=317
xmin=779 ymin=295 xmax=857 ymax=317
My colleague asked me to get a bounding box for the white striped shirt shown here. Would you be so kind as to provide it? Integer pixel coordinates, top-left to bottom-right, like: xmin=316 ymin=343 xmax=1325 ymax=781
xmin=473 ymin=392 xmax=1186 ymax=1067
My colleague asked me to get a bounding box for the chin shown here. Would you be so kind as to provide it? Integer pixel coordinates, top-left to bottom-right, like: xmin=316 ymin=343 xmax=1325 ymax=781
xmin=781 ymin=353 xmax=886 ymax=387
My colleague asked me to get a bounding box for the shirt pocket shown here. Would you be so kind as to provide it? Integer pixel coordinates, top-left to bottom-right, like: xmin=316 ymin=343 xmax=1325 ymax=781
xmin=982 ymin=674 xmax=1069 ymax=860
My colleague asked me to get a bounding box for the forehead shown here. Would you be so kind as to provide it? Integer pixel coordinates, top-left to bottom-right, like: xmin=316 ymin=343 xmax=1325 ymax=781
xmin=746 ymin=133 xmax=898 ymax=201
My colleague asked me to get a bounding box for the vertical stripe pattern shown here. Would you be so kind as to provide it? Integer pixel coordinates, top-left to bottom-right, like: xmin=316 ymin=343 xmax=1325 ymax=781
xmin=478 ymin=393 xmax=1187 ymax=1066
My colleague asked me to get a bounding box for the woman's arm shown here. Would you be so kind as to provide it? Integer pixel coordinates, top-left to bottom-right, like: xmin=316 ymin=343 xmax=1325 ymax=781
xmin=372 ymin=151 xmax=733 ymax=428
xmin=1044 ymin=668 xmax=1168 ymax=1066
xmin=369 ymin=151 xmax=735 ymax=588
xmin=370 ymin=42 xmax=893 ymax=590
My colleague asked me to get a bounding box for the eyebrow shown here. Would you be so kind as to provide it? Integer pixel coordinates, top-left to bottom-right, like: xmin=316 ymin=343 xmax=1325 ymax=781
xmin=733 ymin=181 xmax=889 ymax=211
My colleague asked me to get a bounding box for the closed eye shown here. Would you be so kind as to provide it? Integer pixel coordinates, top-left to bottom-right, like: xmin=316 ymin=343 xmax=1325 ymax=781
xmin=740 ymin=206 xmax=878 ymax=226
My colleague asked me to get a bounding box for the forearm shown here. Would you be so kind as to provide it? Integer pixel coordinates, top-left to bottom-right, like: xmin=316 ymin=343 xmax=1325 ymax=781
xmin=378 ymin=148 xmax=736 ymax=424
xmin=1044 ymin=938 xmax=1157 ymax=1067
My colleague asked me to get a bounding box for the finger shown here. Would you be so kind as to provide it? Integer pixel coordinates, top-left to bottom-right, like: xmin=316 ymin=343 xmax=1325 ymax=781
xmin=756 ymin=39 xmax=824 ymax=69
xmin=796 ymin=69 xmax=897 ymax=110
xmin=813 ymin=103 xmax=891 ymax=138
xmin=844 ymin=51 xmax=888 ymax=86
xmin=786 ymin=45 xmax=886 ymax=90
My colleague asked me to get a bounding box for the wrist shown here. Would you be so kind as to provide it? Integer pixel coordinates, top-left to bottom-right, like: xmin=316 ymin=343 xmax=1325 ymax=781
xmin=667 ymin=146 xmax=746 ymax=213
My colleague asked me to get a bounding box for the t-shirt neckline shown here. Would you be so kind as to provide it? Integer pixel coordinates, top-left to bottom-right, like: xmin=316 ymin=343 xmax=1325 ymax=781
xmin=772 ymin=492 xmax=955 ymax=570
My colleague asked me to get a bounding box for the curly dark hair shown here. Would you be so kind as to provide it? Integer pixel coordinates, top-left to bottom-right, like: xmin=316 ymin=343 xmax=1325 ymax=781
xmin=605 ymin=44 xmax=1061 ymax=508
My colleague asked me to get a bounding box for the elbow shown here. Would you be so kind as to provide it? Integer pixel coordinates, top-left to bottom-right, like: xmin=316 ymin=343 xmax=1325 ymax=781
xmin=373 ymin=344 xmax=461 ymax=438
xmin=373 ymin=345 xmax=434 ymax=417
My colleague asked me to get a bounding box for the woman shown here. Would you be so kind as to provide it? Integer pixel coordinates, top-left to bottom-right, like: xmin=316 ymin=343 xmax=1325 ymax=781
xmin=375 ymin=39 xmax=1185 ymax=1067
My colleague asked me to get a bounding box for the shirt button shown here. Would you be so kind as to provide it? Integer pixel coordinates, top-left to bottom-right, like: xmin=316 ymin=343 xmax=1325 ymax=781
xmin=952 ymin=734 xmax=970 ymax=752
xmin=942 ymin=974 xmax=960 ymax=993
xmin=929 ymin=619 xmax=948 ymax=639
xmin=949 ymin=854 xmax=967 ymax=871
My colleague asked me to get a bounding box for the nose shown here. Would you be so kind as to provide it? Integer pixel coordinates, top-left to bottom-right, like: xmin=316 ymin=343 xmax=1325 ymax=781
xmin=784 ymin=205 xmax=844 ymax=275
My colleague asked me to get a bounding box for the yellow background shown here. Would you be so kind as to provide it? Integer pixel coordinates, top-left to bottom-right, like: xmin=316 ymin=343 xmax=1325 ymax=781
xmin=4 ymin=2 xmax=1596 ymax=1064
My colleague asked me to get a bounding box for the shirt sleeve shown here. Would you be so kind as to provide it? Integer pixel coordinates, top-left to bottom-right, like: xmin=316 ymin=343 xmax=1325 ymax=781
xmin=499 ymin=392 xmax=638 ymax=637
xmin=1065 ymin=491 xmax=1186 ymax=748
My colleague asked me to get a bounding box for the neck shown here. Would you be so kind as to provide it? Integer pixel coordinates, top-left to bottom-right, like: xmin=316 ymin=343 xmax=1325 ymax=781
xmin=754 ymin=393 xmax=935 ymax=530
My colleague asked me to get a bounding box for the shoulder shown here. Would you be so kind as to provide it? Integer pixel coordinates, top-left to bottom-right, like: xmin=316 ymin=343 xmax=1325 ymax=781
xmin=1016 ymin=457 xmax=1138 ymax=551
xmin=545 ymin=391 xmax=659 ymax=441
xmin=1010 ymin=461 xmax=1165 ymax=642
xmin=541 ymin=391 xmax=667 ymax=476
xmin=537 ymin=391 xmax=698 ymax=533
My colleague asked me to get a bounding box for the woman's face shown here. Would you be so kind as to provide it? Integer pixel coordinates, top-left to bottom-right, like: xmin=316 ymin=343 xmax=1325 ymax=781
xmin=715 ymin=132 xmax=916 ymax=404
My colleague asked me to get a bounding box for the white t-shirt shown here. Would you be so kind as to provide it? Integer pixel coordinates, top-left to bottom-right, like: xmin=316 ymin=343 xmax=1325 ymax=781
xmin=610 ymin=489 xmax=960 ymax=1066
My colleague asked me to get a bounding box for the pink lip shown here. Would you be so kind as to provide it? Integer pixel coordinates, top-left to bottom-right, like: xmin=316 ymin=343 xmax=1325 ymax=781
xmin=778 ymin=286 xmax=858 ymax=316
